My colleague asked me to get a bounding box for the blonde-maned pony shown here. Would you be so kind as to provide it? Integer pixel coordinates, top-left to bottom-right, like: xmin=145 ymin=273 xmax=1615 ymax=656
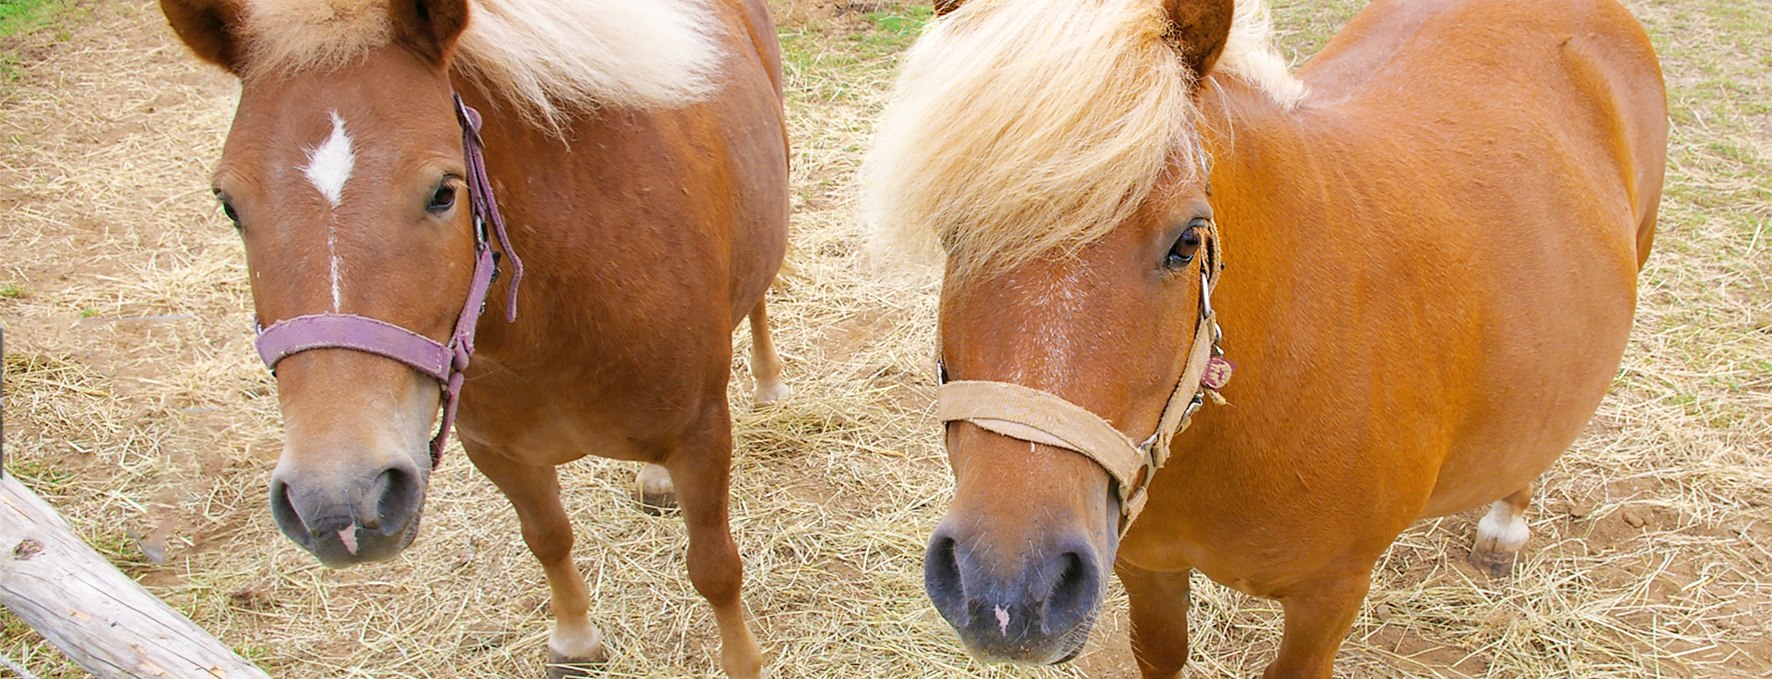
xmin=863 ymin=0 xmax=1665 ymax=674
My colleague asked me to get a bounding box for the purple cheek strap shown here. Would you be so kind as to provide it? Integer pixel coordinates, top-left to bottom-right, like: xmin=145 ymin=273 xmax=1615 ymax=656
xmin=253 ymin=94 xmax=522 ymax=468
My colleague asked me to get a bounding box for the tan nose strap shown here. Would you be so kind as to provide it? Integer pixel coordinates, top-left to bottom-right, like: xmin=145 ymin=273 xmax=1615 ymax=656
xmin=936 ymin=308 xmax=1219 ymax=531
xmin=937 ymin=380 xmax=1150 ymax=499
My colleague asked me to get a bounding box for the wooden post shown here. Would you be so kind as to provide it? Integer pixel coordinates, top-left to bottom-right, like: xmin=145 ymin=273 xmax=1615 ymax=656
xmin=0 ymin=474 xmax=270 ymax=679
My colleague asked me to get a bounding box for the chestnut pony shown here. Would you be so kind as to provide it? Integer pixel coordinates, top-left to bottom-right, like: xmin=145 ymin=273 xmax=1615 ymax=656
xmin=158 ymin=0 xmax=787 ymax=675
xmin=864 ymin=0 xmax=1664 ymax=675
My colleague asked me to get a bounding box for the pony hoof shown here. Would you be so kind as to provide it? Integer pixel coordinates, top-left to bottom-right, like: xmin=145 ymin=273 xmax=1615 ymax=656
xmin=546 ymin=649 xmax=607 ymax=679
xmin=635 ymin=489 xmax=679 ymax=516
xmin=1467 ymin=548 xmax=1517 ymax=578
xmin=754 ymin=380 xmax=792 ymax=405
xmin=721 ymin=656 xmax=767 ymax=679
xmin=634 ymin=464 xmax=677 ymax=516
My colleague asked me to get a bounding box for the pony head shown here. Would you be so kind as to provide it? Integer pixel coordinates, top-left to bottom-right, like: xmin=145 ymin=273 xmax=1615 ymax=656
xmin=163 ymin=0 xmax=480 ymax=566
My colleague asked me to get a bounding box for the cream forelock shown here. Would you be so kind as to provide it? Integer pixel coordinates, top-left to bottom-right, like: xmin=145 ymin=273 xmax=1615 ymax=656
xmin=860 ymin=0 xmax=1304 ymax=282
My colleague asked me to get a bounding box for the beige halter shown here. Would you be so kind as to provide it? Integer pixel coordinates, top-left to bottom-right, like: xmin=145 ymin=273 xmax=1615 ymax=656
xmin=937 ymin=225 xmax=1228 ymax=536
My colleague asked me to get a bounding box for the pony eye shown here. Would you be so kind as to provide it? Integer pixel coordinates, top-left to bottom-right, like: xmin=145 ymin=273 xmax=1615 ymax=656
xmin=1164 ymin=248 xmax=1194 ymax=269
xmin=1164 ymin=221 xmax=1206 ymax=271
xmin=215 ymin=192 xmax=242 ymax=229
xmin=427 ymin=183 xmax=457 ymax=214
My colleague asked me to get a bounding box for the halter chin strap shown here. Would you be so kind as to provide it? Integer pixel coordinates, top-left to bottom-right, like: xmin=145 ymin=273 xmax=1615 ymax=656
xmin=936 ymin=223 xmax=1229 ymax=537
xmin=253 ymin=93 xmax=523 ymax=468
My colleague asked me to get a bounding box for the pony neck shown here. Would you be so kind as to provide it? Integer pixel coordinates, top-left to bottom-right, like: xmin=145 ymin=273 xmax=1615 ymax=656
xmin=1192 ymin=72 xmax=1333 ymax=344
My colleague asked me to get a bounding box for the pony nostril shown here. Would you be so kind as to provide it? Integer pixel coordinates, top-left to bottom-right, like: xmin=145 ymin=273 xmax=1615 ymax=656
xmin=924 ymin=533 xmax=966 ymax=622
xmin=1042 ymin=549 xmax=1101 ymax=633
xmin=373 ymin=466 xmax=421 ymax=534
xmin=361 ymin=470 xmax=394 ymax=530
xmin=268 ymin=477 xmax=314 ymax=540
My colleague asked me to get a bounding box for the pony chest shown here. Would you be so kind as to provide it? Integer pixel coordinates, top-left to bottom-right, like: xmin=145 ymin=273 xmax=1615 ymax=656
xmin=453 ymin=357 xmax=705 ymax=464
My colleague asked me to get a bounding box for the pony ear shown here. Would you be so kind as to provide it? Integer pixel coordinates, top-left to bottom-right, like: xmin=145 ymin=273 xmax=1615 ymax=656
xmin=159 ymin=0 xmax=245 ymax=73
xmin=934 ymin=0 xmax=964 ymax=17
xmin=390 ymin=0 xmax=471 ymax=65
xmin=1163 ymin=0 xmax=1234 ymax=84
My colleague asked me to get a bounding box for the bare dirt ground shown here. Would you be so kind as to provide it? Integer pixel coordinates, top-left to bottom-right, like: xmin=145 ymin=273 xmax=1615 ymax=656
xmin=2 ymin=0 xmax=1768 ymax=677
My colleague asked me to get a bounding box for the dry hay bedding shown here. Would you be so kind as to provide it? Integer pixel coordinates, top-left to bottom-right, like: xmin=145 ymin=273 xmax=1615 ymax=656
xmin=1 ymin=0 xmax=1769 ymax=677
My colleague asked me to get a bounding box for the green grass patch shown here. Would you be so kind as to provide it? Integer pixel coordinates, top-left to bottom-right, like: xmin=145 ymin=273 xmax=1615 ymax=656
xmin=5 ymin=457 xmax=75 ymax=488
xmin=0 ymin=608 xmax=34 ymax=640
xmin=83 ymin=528 xmax=140 ymax=564
xmin=235 ymin=643 xmax=275 ymax=666
xmin=0 ymin=0 xmax=66 ymax=41
xmin=0 ymin=0 xmax=75 ymax=83
xmin=0 ymin=282 xmax=26 ymax=298
xmin=853 ymin=6 xmax=931 ymax=57
xmin=779 ymin=3 xmax=934 ymax=105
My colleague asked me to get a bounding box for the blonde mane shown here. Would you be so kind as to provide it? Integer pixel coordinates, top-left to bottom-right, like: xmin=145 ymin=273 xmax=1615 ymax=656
xmin=237 ymin=0 xmax=722 ymax=129
xmin=861 ymin=0 xmax=1305 ymax=282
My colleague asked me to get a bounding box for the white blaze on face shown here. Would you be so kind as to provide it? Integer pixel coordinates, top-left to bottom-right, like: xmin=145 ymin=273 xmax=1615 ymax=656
xmin=301 ymin=110 xmax=354 ymax=311
xmin=303 ymin=111 xmax=355 ymax=208
xmin=995 ymin=605 xmax=1010 ymax=635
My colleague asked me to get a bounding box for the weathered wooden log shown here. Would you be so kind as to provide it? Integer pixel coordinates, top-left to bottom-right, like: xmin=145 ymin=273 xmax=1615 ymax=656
xmin=0 ymin=474 xmax=270 ymax=679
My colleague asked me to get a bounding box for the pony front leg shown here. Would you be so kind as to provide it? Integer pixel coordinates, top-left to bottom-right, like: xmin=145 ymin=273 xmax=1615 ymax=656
xmin=1117 ymin=563 xmax=1193 ymax=679
xmin=1264 ymin=571 xmax=1372 ymax=679
xmin=662 ymin=405 xmax=765 ymax=678
xmin=463 ymin=443 xmax=606 ymax=678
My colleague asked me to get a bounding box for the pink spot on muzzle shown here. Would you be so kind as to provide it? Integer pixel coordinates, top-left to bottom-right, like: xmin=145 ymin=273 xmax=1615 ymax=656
xmin=995 ymin=605 xmax=1010 ymax=635
xmin=338 ymin=525 xmax=359 ymax=555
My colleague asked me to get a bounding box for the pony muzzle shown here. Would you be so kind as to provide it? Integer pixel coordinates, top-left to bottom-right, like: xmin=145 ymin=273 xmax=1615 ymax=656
xmin=924 ymin=422 xmax=1122 ymax=665
xmin=924 ymin=512 xmax=1108 ymax=665
xmin=269 ymin=457 xmax=428 ymax=567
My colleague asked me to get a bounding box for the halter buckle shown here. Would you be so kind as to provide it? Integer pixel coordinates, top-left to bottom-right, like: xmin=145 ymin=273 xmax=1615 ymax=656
xmin=1199 ymin=269 xmax=1214 ymax=320
xmin=1119 ymin=483 xmax=1150 ymax=537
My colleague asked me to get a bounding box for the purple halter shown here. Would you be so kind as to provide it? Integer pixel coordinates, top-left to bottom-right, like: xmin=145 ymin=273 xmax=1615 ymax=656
xmin=254 ymin=94 xmax=523 ymax=467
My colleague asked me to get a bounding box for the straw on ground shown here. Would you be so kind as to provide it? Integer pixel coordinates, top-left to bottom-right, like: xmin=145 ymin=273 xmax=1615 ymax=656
xmin=1 ymin=0 xmax=1767 ymax=676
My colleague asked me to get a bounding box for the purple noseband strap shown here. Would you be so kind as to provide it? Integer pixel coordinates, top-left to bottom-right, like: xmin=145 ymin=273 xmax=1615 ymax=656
xmin=257 ymin=315 xmax=453 ymax=382
xmin=253 ymin=93 xmax=522 ymax=467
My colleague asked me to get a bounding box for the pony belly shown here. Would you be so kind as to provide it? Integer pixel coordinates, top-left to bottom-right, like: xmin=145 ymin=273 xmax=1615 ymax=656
xmin=1421 ymin=320 xmax=1633 ymax=517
